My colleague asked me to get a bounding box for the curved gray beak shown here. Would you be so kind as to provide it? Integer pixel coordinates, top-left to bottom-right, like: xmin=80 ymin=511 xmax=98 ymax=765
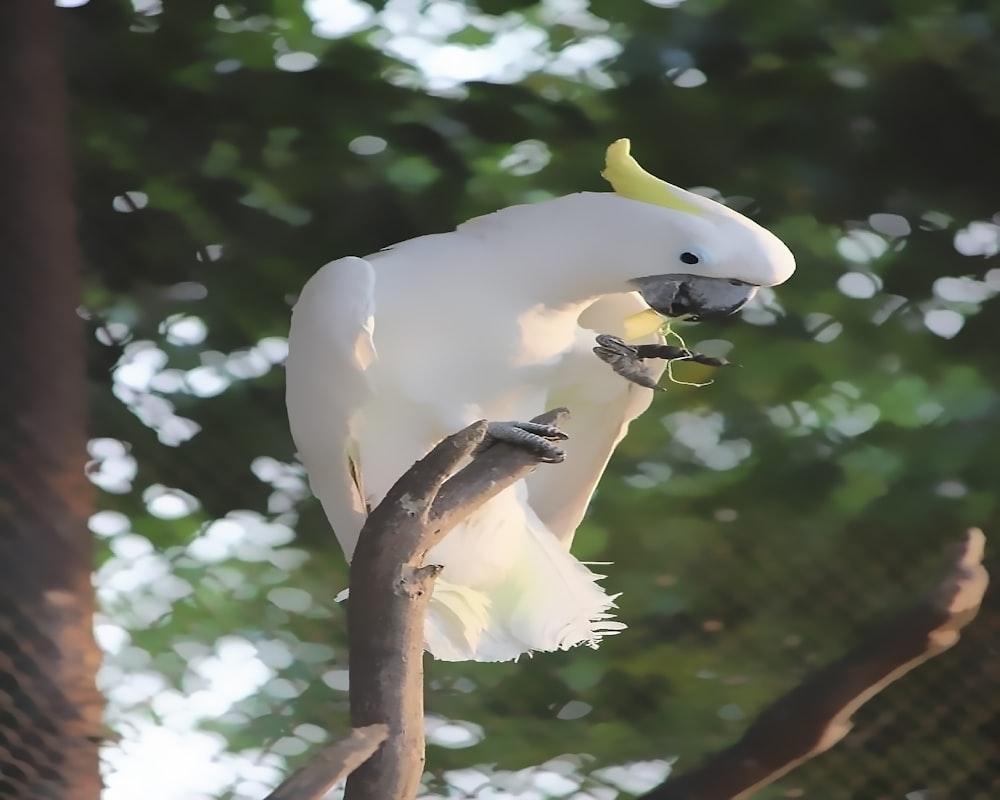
xmin=630 ymin=274 xmax=758 ymax=321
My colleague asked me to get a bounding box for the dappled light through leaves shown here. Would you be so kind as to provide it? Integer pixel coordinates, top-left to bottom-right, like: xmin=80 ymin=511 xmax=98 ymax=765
xmin=55 ymin=0 xmax=1000 ymax=797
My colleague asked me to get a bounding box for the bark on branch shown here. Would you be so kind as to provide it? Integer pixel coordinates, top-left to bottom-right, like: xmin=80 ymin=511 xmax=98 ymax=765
xmin=640 ymin=528 xmax=989 ymax=800
xmin=262 ymin=724 xmax=389 ymax=800
xmin=344 ymin=409 xmax=570 ymax=800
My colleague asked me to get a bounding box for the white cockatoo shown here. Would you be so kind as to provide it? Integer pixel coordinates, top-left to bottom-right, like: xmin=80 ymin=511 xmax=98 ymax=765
xmin=285 ymin=140 xmax=795 ymax=662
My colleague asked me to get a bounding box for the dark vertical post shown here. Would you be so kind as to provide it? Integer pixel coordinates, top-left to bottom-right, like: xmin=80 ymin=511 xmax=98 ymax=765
xmin=0 ymin=2 xmax=103 ymax=799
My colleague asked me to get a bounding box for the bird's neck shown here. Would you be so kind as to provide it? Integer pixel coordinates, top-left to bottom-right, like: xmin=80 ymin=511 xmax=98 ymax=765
xmin=372 ymin=193 xmax=662 ymax=363
xmin=458 ymin=192 xmax=651 ymax=310
xmin=455 ymin=193 xmax=657 ymax=362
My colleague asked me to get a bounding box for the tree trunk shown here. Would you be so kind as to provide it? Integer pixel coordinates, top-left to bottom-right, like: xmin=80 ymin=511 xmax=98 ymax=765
xmin=0 ymin=2 xmax=103 ymax=799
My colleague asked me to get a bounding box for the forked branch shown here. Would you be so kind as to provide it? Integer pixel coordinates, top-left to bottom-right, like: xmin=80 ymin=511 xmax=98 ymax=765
xmin=344 ymin=409 xmax=570 ymax=800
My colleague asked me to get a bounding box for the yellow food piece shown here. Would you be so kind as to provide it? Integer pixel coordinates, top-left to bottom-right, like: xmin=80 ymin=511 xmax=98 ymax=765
xmin=623 ymin=308 xmax=667 ymax=341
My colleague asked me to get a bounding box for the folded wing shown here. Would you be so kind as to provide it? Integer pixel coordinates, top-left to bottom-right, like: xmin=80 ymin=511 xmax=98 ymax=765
xmin=285 ymin=256 xmax=376 ymax=560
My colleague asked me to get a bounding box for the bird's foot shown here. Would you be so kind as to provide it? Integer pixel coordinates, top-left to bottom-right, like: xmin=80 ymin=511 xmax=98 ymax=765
xmin=593 ymin=334 xmax=663 ymax=390
xmin=594 ymin=334 xmax=733 ymax=391
xmin=632 ymin=342 xmax=732 ymax=368
xmin=476 ymin=420 xmax=568 ymax=463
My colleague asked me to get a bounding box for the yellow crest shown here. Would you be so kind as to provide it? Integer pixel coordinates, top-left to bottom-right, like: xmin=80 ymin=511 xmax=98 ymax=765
xmin=602 ymin=138 xmax=704 ymax=216
xmin=602 ymin=139 xmax=709 ymax=341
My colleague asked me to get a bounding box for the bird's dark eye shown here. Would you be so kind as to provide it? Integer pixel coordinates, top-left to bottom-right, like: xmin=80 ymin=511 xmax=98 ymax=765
xmin=680 ymin=251 xmax=701 ymax=265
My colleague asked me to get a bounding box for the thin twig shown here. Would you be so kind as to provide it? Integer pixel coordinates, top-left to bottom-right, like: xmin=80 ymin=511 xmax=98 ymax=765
xmin=344 ymin=409 xmax=569 ymax=800
xmin=262 ymin=724 xmax=389 ymax=800
xmin=640 ymin=528 xmax=989 ymax=800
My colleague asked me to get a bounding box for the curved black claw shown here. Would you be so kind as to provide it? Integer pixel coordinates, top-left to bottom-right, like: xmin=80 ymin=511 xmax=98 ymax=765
xmin=632 ymin=343 xmax=733 ymax=368
xmin=593 ymin=335 xmax=662 ymax=391
xmin=476 ymin=420 xmax=568 ymax=463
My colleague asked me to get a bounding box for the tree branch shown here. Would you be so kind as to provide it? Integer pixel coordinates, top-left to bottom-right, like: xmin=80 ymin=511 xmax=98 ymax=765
xmin=429 ymin=409 xmax=570 ymax=543
xmin=640 ymin=528 xmax=989 ymax=800
xmin=344 ymin=409 xmax=570 ymax=800
xmin=262 ymin=725 xmax=389 ymax=800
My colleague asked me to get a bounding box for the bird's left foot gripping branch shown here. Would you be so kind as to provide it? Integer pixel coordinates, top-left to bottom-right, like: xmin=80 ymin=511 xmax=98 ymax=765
xmin=474 ymin=420 xmax=569 ymax=464
xmin=285 ymin=138 xmax=795 ymax=662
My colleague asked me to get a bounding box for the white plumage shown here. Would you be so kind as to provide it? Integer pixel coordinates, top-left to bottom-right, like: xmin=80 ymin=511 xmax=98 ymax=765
xmin=286 ymin=144 xmax=795 ymax=661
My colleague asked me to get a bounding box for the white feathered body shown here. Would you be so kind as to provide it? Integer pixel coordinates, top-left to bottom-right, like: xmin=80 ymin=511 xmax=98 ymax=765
xmin=288 ymin=186 xmax=795 ymax=660
xmin=287 ymin=193 xmax=670 ymax=661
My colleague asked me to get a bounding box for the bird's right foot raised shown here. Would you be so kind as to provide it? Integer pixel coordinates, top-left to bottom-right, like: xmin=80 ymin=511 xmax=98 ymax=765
xmin=593 ymin=334 xmax=662 ymax=390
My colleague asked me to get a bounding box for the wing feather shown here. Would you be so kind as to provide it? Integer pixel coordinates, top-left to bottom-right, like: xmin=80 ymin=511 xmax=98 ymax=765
xmin=525 ymin=292 xmax=665 ymax=546
xmin=285 ymin=256 xmax=376 ymax=559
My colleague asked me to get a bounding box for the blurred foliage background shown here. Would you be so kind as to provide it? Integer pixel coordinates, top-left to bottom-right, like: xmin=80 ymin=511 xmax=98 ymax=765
xmin=66 ymin=0 xmax=998 ymax=797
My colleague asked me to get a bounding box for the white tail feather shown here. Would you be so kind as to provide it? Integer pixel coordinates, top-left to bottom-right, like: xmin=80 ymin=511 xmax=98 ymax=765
xmin=339 ymin=487 xmax=624 ymax=662
xmin=424 ymin=580 xmax=492 ymax=661
xmin=425 ymin=510 xmax=624 ymax=662
xmin=495 ymin=514 xmax=625 ymax=650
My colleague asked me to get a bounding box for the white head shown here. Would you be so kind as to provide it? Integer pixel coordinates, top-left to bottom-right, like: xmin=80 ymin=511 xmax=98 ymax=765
xmin=602 ymin=139 xmax=795 ymax=320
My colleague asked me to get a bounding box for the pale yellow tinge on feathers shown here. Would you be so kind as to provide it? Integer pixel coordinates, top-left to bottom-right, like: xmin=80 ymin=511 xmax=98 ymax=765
xmin=622 ymin=307 xmax=667 ymax=341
